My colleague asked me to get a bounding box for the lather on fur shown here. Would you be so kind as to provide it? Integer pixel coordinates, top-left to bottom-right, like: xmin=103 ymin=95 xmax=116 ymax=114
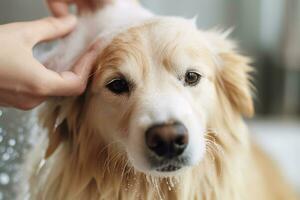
xmin=21 ymin=0 xmax=298 ymax=199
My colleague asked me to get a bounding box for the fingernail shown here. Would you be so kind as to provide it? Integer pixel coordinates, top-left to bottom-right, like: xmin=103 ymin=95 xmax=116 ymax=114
xmin=61 ymin=15 xmax=77 ymax=26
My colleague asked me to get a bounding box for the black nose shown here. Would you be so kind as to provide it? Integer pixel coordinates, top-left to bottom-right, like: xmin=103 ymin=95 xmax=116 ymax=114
xmin=145 ymin=122 xmax=189 ymax=159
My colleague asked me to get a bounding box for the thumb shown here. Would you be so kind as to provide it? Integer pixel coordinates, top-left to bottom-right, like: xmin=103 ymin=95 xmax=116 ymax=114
xmin=23 ymin=15 xmax=77 ymax=46
xmin=33 ymin=41 xmax=100 ymax=96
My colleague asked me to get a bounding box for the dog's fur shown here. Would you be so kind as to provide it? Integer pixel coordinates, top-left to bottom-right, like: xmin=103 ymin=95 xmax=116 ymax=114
xmin=22 ymin=0 xmax=298 ymax=199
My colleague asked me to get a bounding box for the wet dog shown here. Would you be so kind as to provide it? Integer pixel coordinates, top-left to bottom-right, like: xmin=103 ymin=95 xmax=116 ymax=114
xmin=21 ymin=0 xmax=298 ymax=199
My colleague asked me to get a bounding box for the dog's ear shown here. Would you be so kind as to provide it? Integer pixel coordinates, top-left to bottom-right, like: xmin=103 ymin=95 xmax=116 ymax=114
xmin=40 ymin=97 xmax=84 ymax=158
xmin=39 ymin=103 xmax=69 ymax=158
xmin=46 ymin=118 xmax=69 ymax=158
xmin=217 ymin=51 xmax=254 ymax=117
xmin=206 ymin=31 xmax=254 ymax=117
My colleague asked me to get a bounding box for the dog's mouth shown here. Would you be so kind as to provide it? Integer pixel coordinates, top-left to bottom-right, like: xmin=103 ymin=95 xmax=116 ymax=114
xmin=156 ymin=164 xmax=182 ymax=172
xmin=149 ymin=155 xmax=189 ymax=173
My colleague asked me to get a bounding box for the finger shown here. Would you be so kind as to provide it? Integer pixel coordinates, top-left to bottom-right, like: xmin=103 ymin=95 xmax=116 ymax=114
xmin=29 ymin=52 xmax=96 ymax=96
xmin=31 ymin=67 xmax=84 ymax=97
xmin=71 ymin=40 xmax=102 ymax=81
xmin=23 ymin=15 xmax=77 ymax=46
xmin=42 ymin=40 xmax=102 ymax=96
xmin=25 ymin=40 xmax=101 ymax=97
xmin=47 ymin=0 xmax=73 ymax=17
xmin=0 ymin=89 xmax=45 ymax=110
xmin=47 ymin=45 xmax=100 ymax=96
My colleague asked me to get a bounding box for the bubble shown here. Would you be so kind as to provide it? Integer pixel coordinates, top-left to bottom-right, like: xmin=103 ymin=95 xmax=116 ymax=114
xmin=168 ymin=185 xmax=172 ymax=191
xmin=0 ymin=173 xmax=10 ymax=185
xmin=2 ymin=152 xmax=10 ymax=161
xmin=7 ymin=147 xmax=14 ymax=154
xmin=0 ymin=109 xmax=37 ymax=199
xmin=8 ymin=139 xmax=16 ymax=146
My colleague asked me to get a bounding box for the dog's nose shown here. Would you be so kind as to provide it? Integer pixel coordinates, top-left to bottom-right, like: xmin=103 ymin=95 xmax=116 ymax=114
xmin=145 ymin=122 xmax=189 ymax=159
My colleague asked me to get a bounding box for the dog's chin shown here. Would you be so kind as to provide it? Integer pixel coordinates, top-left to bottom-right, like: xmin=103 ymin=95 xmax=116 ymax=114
xmin=127 ymin=150 xmax=196 ymax=177
xmin=129 ymin=159 xmax=188 ymax=177
xmin=132 ymin=163 xmax=189 ymax=177
xmin=149 ymin=165 xmax=188 ymax=177
xmin=156 ymin=164 xmax=182 ymax=172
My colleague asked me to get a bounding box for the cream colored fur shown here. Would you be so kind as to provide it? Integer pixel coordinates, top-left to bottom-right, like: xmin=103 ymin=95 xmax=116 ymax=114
xmin=20 ymin=0 xmax=298 ymax=199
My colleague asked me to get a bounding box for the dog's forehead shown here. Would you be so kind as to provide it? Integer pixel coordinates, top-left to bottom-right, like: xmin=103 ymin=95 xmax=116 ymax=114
xmin=117 ymin=17 xmax=204 ymax=52
xmin=96 ymin=17 xmax=216 ymax=79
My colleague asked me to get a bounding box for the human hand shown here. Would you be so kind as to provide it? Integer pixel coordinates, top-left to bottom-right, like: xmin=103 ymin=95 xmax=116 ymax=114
xmin=0 ymin=16 xmax=100 ymax=110
xmin=47 ymin=0 xmax=102 ymax=17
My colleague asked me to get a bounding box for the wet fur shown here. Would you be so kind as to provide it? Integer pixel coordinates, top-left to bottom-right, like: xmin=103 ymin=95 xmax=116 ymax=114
xmin=21 ymin=0 xmax=298 ymax=199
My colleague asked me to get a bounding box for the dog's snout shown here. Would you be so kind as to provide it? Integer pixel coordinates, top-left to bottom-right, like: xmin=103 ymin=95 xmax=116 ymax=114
xmin=145 ymin=122 xmax=189 ymax=159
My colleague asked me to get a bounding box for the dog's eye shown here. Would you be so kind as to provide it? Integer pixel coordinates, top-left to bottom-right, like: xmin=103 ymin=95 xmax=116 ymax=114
xmin=106 ymin=78 xmax=130 ymax=94
xmin=185 ymin=71 xmax=202 ymax=86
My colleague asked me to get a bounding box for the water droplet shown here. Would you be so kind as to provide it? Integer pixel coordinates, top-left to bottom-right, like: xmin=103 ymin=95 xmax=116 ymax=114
xmin=7 ymin=147 xmax=14 ymax=154
xmin=0 ymin=192 xmax=3 ymax=200
xmin=169 ymin=179 xmax=174 ymax=188
xmin=0 ymin=135 xmax=3 ymax=143
xmin=2 ymin=152 xmax=10 ymax=161
xmin=8 ymin=139 xmax=16 ymax=146
xmin=0 ymin=173 xmax=10 ymax=185
xmin=0 ymin=110 xmax=3 ymax=117
xmin=36 ymin=159 xmax=46 ymax=174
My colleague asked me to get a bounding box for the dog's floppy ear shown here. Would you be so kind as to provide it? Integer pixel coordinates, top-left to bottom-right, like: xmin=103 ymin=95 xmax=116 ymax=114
xmin=45 ymin=118 xmax=69 ymax=158
xmin=206 ymin=31 xmax=254 ymax=117
xmin=217 ymin=51 xmax=254 ymax=117
xmin=39 ymin=97 xmax=84 ymax=158
xmin=39 ymin=103 xmax=70 ymax=158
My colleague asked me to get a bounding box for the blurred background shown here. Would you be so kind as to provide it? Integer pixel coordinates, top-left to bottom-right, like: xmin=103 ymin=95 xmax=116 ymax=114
xmin=0 ymin=0 xmax=299 ymax=199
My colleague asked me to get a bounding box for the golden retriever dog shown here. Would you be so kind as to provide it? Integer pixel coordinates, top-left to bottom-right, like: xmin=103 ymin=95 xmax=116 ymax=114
xmin=21 ymin=0 xmax=298 ymax=199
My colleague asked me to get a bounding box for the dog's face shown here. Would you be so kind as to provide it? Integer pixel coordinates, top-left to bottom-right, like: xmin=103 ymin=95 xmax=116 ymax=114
xmin=85 ymin=18 xmax=253 ymax=176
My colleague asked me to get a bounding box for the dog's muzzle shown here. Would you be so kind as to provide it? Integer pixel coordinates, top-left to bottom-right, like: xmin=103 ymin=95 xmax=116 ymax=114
xmin=145 ymin=122 xmax=189 ymax=172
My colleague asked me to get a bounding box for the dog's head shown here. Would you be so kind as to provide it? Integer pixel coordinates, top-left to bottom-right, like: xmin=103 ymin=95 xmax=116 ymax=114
xmin=43 ymin=17 xmax=253 ymax=177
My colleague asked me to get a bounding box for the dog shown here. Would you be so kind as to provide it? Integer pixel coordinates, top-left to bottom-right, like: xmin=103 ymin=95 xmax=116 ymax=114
xmin=21 ymin=0 xmax=298 ymax=199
